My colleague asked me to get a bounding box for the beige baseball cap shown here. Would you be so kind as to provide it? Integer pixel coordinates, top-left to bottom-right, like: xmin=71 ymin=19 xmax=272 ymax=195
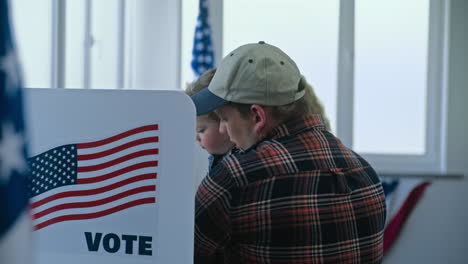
xmin=191 ymin=41 xmax=305 ymax=115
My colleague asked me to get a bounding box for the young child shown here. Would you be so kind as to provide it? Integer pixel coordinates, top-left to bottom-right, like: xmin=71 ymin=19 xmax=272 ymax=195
xmin=185 ymin=68 xmax=234 ymax=169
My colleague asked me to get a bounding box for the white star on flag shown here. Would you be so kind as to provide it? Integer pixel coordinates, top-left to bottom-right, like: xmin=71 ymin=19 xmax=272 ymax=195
xmin=0 ymin=50 xmax=21 ymax=97
xmin=0 ymin=122 xmax=27 ymax=182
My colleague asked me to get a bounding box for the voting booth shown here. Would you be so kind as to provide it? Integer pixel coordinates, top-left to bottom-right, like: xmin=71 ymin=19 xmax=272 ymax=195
xmin=23 ymin=88 xmax=196 ymax=264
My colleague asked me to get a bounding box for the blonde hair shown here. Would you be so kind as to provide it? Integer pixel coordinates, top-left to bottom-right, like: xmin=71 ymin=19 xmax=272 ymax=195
xmin=185 ymin=68 xmax=218 ymax=120
xmin=185 ymin=68 xmax=217 ymax=96
xmin=302 ymin=80 xmax=331 ymax=131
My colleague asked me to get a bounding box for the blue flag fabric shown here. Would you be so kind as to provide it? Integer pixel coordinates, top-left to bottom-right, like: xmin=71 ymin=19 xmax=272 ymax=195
xmin=382 ymin=179 xmax=399 ymax=197
xmin=191 ymin=0 xmax=215 ymax=77
xmin=0 ymin=0 xmax=30 ymax=239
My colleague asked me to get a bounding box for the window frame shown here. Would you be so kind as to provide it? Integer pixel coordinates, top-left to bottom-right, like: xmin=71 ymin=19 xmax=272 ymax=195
xmin=38 ymin=0 xmax=129 ymax=90
xmin=335 ymin=0 xmax=449 ymax=174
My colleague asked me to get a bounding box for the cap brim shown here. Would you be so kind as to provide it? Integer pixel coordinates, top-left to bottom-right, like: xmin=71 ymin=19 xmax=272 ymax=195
xmin=190 ymin=88 xmax=229 ymax=116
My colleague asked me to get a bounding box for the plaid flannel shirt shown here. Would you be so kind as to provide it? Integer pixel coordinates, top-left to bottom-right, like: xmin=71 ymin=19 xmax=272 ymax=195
xmin=195 ymin=115 xmax=386 ymax=264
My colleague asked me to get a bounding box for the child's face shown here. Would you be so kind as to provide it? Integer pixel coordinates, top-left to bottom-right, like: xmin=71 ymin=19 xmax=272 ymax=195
xmin=196 ymin=115 xmax=234 ymax=155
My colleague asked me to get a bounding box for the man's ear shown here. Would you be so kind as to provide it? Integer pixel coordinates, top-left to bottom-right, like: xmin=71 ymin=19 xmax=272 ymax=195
xmin=250 ymin=104 xmax=268 ymax=136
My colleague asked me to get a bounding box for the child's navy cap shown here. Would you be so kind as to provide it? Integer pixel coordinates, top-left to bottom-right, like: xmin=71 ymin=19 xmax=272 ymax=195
xmin=190 ymin=87 xmax=229 ymax=116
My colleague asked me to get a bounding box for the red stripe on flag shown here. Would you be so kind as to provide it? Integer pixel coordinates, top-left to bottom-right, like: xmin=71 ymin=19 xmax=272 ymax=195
xmin=31 ymin=173 xmax=157 ymax=209
xmin=33 ymin=185 xmax=156 ymax=220
xmin=33 ymin=197 xmax=156 ymax=231
xmin=383 ymin=181 xmax=431 ymax=255
xmin=77 ymin=161 xmax=158 ymax=184
xmin=77 ymin=124 xmax=158 ymax=149
xmin=77 ymin=149 xmax=159 ymax=172
xmin=78 ymin=136 xmax=159 ymax=161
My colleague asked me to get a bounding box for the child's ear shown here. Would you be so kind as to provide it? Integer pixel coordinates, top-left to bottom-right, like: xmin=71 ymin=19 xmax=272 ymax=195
xmin=250 ymin=104 xmax=267 ymax=136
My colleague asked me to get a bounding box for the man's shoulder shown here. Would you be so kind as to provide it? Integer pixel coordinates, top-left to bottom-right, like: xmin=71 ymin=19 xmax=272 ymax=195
xmin=223 ymin=128 xmax=338 ymax=169
xmin=219 ymin=129 xmax=376 ymax=186
xmin=218 ymin=137 xmax=311 ymax=186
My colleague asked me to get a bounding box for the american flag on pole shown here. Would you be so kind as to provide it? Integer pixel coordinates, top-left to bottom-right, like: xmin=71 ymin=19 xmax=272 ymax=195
xmin=191 ymin=0 xmax=214 ymax=77
xmin=28 ymin=124 xmax=159 ymax=231
xmin=0 ymin=0 xmax=32 ymax=262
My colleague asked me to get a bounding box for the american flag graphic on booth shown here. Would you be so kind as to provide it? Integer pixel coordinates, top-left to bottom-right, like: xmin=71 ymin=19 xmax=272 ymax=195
xmin=27 ymin=124 xmax=159 ymax=231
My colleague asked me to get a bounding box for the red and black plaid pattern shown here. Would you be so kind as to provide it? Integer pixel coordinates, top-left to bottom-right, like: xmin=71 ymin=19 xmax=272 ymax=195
xmin=195 ymin=115 xmax=386 ymax=264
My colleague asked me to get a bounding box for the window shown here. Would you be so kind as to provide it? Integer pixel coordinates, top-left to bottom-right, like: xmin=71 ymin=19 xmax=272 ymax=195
xmin=350 ymin=0 xmax=448 ymax=173
xmin=354 ymin=0 xmax=429 ymax=155
xmin=12 ymin=1 xmax=183 ymax=91
xmin=11 ymin=0 xmax=52 ymax=88
xmin=64 ymin=0 xmax=86 ymax=88
xmin=181 ymin=0 xmax=199 ymax=88
xmin=12 ymin=0 xmax=128 ymax=89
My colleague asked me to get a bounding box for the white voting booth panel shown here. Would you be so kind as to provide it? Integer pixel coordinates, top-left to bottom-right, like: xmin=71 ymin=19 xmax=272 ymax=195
xmin=24 ymin=88 xmax=196 ymax=264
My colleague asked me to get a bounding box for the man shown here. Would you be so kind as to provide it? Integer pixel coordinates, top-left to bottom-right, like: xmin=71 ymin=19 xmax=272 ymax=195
xmin=191 ymin=41 xmax=386 ymax=264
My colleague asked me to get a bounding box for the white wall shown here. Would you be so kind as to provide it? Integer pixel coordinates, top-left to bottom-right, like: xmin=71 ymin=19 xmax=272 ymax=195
xmin=383 ymin=1 xmax=468 ymax=263
xmin=131 ymin=0 xmax=181 ymax=90
xmin=130 ymin=0 xmax=211 ymax=187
